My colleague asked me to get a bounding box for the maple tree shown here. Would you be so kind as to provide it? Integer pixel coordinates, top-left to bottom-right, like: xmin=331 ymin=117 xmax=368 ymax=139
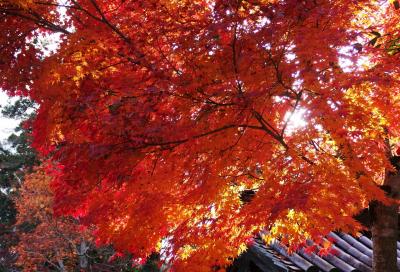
xmin=0 ymin=100 xmax=153 ymax=271
xmin=1 ymin=0 xmax=400 ymax=271
xmin=14 ymin=165 xmax=143 ymax=271
xmin=14 ymin=166 xmax=90 ymax=271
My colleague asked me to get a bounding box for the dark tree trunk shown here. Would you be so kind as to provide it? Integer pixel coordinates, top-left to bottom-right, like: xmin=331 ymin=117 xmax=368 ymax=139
xmin=371 ymin=199 xmax=399 ymax=271
xmin=370 ymin=153 xmax=400 ymax=272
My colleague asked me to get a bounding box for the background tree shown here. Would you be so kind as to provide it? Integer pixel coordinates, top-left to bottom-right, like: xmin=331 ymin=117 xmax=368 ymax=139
xmin=0 ymin=98 xmax=158 ymax=271
xmin=14 ymin=169 xmax=129 ymax=272
xmin=14 ymin=166 xmax=88 ymax=271
xmin=0 ymin=98 xmax=38 ymax=271
xmin=14 ymin=165 xmax=151 ymax=272
xmin=2 ymin=0 xmax=400 ymax=271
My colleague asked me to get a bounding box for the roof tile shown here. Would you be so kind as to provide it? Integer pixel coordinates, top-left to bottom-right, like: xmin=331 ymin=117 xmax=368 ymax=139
xmin=243 ymin=233 xmax=400 ymax=272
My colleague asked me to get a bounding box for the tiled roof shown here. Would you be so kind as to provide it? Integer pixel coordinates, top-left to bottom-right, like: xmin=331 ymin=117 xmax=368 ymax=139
xmin=241 ymin=232 xmax=400 ymax=272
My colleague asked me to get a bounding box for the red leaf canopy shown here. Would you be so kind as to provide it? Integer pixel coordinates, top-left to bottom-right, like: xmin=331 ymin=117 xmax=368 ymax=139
xmin=2 ymin=0 xmax=400 ymax=270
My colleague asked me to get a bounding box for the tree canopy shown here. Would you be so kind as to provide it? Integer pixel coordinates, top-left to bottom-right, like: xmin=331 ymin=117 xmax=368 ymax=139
xmin=1 ymin=0 xmax=400 ymax=271
xmin=0 ymin=97 xmax=38 ymax=270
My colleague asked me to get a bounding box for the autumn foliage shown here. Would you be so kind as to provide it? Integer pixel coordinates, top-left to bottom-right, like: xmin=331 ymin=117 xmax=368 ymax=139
xmin=2 ymin=0 xmax=400 ymax=271
xmin=13 ymin=163 xmax=152 ymax=271
xmin=14 ymin=166 xmax=93 ymax=271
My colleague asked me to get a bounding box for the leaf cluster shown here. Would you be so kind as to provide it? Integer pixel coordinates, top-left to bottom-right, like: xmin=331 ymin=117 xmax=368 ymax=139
xmin=1 ymin=0 xmax=400 ymax=271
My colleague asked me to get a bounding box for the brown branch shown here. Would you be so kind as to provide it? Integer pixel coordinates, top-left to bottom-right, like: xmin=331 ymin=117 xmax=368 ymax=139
xmin=133 ymin=124 xmax=264 ymax=152
xmin=232 ymin=23 xmax=243 ymax=95
xmin=252 ymin=110 xmax=315 ymax=165
xmin=280 ymin=90 xmax=303 ymax=136
xmin=2 ymin=10 xmax=70 ymax=34
xmin=89 ymin=0 xmax=131 ymax=44
xmin=252 ymin=110 xmax=283 ymax=142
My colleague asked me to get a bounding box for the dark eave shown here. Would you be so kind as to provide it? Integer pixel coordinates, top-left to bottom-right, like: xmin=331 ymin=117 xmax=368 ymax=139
xmin=230 ymin=232 xmax=400 ymax=272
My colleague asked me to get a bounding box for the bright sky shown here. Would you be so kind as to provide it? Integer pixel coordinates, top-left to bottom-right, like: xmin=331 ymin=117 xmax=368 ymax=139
xmin=0 ymin=90 xmax=21 ymax=144
xmin=0 ymin=2 xmax=66 ymax=146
